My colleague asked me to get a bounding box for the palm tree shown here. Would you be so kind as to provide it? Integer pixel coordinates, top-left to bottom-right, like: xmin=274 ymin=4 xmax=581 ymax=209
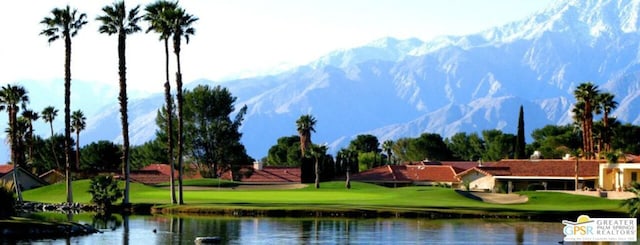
xmin=97 ymin=0 xmax=142 ymax=207
xmin=598 ymin=92 xmax=617 ymax=153
xmin=310 ymin=144 xmax=328 ymax=189
xmin=0 ymin=84 xmax=29 ymax=202
xmin=573 ymin=82 xmax=600 ymax=159
xmin=382 ymin=140 xmax=394 ymax=164
xmin=40 ymin=5 xmax=88 ymax=205
xmin=170 ymin=5 xmax=198 ymax=205
xmin=21 ymin=109 xmax=39 ymax=165
xmin=71 ymin=110 xmax=85 ymax=171
xmin=622 ymin=182 xmax=640 ymax=217
xmin=145 ymin=0 xmax=178 ymax=204
xmin=41 ymin=106 xmax=60 ymax=169
xmin=296 ymin=114 xmax=317 ymax=156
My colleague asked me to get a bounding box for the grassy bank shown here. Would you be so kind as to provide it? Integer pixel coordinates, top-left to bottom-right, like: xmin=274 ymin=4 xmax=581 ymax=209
xmin=22 ymin=180 xmax=628 ymax=220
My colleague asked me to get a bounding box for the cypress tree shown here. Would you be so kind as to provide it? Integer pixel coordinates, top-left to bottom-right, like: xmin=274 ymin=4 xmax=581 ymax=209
xmin=515 ymin=105 xmax=526 ymax=159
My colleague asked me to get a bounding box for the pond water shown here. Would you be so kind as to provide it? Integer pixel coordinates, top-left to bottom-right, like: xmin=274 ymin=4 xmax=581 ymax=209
xmin=11 ymin=215 xmax=570 ymax=245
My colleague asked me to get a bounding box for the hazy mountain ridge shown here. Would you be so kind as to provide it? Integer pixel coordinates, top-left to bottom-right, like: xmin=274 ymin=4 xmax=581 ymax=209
xmin=15 ymin=0 xmax=640 ymax=162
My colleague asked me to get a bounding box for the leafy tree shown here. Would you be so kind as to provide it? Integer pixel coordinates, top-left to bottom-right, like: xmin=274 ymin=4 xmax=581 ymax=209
xmin=41 ymin=106 xmax=60 ymax=169
xmin=0 ymin=84 xmax=29 ymax=201
xmin=396 ymin=133 xmax=452 ymax=162
xmin=612 ymin=123 xmax=640 ymax=154
xmin=0 ymin=186 xmax=15 ymax=219
xmin=266 ymin=136 xmax=301 ymax=167
xmin=514 ymin=105 xmax=526 ymax=159
xmin=130 ymin=140 xmax=168 ymax=170
xmin=445 ymin=132 xmax=484 ymax=161
xmin=97 ymin=0 xmax=142 ymax=206
xmin=144 ymin=0 xmax=179 ymax=204
xmin=358 ymin=152 xmax=379 ymax=171
xmin=40 ymin=4 xmax=88 ymax=205
xmin=348 ymin=134 xmax=380 ymax=153
xmin=31 ymin=135 xmax=67 ymax=175
xmin=529 ymin=124 xmax=581 ymax=159
xmin=482 ymin=129 xmax=516 ymax=161
xmin=88 ymin=175 xmax=123 ymax=213
xmin=296 ymin=114 xmax=317 ymax=156
xmin=71 ymin=110 xmax=85 ymax=171
xmin=80 ymin=141 xmax=122 ymax=173
xmin=183 ymin=85 xmax=251 ymax=178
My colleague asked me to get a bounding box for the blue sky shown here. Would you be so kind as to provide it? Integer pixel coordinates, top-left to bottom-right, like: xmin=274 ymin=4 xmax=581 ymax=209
xmin=1 ymin=0 xmax=554 ymax=97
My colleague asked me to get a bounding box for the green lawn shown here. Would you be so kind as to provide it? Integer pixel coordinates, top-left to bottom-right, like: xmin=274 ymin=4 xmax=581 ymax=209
xmin=22 ymin=180 xmax=628 ymax=217
xmin=154 ymin=178 xmax=238 ymax=188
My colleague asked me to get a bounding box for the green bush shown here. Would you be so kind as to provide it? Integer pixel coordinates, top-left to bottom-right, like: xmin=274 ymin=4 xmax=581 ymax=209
xmin=88 ymin=175 xmax=123 ymax=212
xmin=0 ymin=185 xmax=16 ymax=219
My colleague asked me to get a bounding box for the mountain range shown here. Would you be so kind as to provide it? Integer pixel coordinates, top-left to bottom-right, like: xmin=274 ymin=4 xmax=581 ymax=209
xmin=4 ymin=0 xmax=640 ymax=162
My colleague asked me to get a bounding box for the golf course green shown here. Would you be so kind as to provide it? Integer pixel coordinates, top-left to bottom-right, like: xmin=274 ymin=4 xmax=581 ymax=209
xmin=22 ymin=179 xmax=629 ymax=220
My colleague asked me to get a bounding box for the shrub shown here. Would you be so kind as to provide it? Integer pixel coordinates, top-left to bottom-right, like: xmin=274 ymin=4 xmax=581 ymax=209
xmin=0 ymin=185 xmax=16 ymax=219
xmin=88 ymin=175 xmax=123 ymax=212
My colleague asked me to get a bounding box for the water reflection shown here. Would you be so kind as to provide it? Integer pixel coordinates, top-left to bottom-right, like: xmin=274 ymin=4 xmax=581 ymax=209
xmin=18 ymin=216 xmax=568 ymax=244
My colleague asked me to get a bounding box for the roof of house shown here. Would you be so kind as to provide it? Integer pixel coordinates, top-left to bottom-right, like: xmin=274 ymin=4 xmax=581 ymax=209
xmin=457 ymin=159 xmax=602 ymax=178
xmin=233 ymin=166 xmax=301 ymax=183
xmin=130 ymin=163 xmax=202 ymax=185
xmin=351 ymin=164 xmax=459 ymax=183
xmin=0 ymin=165 xmax=13 ymax=176
xmin=0 ymin=165 xmax=48 ymax=186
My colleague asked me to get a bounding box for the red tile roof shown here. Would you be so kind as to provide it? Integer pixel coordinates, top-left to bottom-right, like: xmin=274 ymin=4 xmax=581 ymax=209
xmin=0 ymin=165 xmax=13 ymax=175
xmin=457 ymin=159 xmax=603 ymax=178
xmin=351 ymin=165 xmax=407 ymax=182
xmin=130 ymin=163 xmax=202 ymax=185
xmin=223 ymin=167 xmax=301 ymax=183
xmin=490 ymin=159 xmax=602 ymax=177
xmin=438 ymin=161 xmax=479 ymax=173
xmin=352 ymin=164 xmax=459 ymax=183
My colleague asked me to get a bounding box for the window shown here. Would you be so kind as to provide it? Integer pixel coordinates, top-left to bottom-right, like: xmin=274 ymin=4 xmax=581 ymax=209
xmin=632 ymin=172 xmax=637 ymax=182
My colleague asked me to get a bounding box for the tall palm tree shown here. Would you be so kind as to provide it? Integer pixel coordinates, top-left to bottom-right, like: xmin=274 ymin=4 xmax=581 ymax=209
xmin=97 ymin=0 xmax=142 ymax=207
xmin=0 ymin=84 xmax=29 ymax=202
xmin=40 ymin=5 xmax=88 ymax=205
xmin=41 ymin=106 xmax=60 ymax=169
xmin=170 ymin=6 xmax=198 ymax=205
xmin=310 ymin=144 xmax=327 ymax=189
xmin=21 ymin=109 xmax=38 ymax=165
xmin=145 ymin=0 xmax=178 ymax=204
xmin=598 ymin=92 xmax=617 ymax=153
xmin=573 ymin=82 xmax=600 ymax=159
xmin=296 ymin=114 xmax=317 ymax=156
xmin=71 ymin=110 xmax=85 ymax=171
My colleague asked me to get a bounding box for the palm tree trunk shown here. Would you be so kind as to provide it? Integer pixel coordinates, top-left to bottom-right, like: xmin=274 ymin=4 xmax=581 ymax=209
xmin=603 ymin=112 xmax=610 ymax=152
xmin=575 ymin=157 xmax=579 ymax=191
xmin=175 ymin=50 xmax=185 ymax=205
xmin=75 ymin=132 xmax=80 ymax=171
xmin=49 ymin=122 xmax=61 ymax=170
xmin=118 ymin=31 xmax=131 ymax=206
xmin=64 ymin=33 xmax=73 ymax=205
xmin=164 ymin=38 xmax=176 ymax=204
xmin=315 ymin=157 xmax=320 ymax=189
xmin=8 ymin=108 xmax=22 ymax=202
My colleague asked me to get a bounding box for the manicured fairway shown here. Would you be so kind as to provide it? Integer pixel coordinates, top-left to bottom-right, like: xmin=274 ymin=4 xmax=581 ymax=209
xmin=22 ymin=180 xmax=627 ymax=217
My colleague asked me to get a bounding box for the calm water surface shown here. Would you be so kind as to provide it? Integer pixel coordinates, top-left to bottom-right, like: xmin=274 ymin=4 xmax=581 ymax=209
xmin=12 ymin=215 xmax=571 ymax=245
